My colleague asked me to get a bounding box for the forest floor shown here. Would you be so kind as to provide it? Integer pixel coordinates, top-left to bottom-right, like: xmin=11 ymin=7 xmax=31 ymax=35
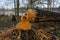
xmin=0 ymin=16 xmax=60 ymax=40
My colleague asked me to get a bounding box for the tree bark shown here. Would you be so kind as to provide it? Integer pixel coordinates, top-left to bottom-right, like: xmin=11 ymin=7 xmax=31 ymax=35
xmin=17 ymin=0 xmax=19 ymax=16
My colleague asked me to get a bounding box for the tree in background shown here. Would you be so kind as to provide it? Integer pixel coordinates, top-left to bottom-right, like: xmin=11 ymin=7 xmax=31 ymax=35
xmin=27 ymin=0 xmax=38 ymax=9
xmin=47 ymin=0 xmax=52 ymax=11
xmin=17 ymin=0 xmax=19 ymax=16
xmin=14 ymin=0 xmax=19 ymax=16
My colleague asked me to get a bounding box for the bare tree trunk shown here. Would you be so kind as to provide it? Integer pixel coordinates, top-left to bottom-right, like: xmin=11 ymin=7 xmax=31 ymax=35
xmin=14 ymin=0 xmax=19 ymax=22
xmin=17 ymin=0 xmax=19 ymax=17
xmin=47 ymin=0 xmax=52 ymax=11
xmin=53 ymin=0 xmax=54 ymax=8
xmin=14 ymin=0 xmax=17 ymax=16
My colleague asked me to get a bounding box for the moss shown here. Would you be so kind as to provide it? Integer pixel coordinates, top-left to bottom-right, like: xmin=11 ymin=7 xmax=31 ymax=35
xmin=45 ymin=29 xmax=51 ymax=33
